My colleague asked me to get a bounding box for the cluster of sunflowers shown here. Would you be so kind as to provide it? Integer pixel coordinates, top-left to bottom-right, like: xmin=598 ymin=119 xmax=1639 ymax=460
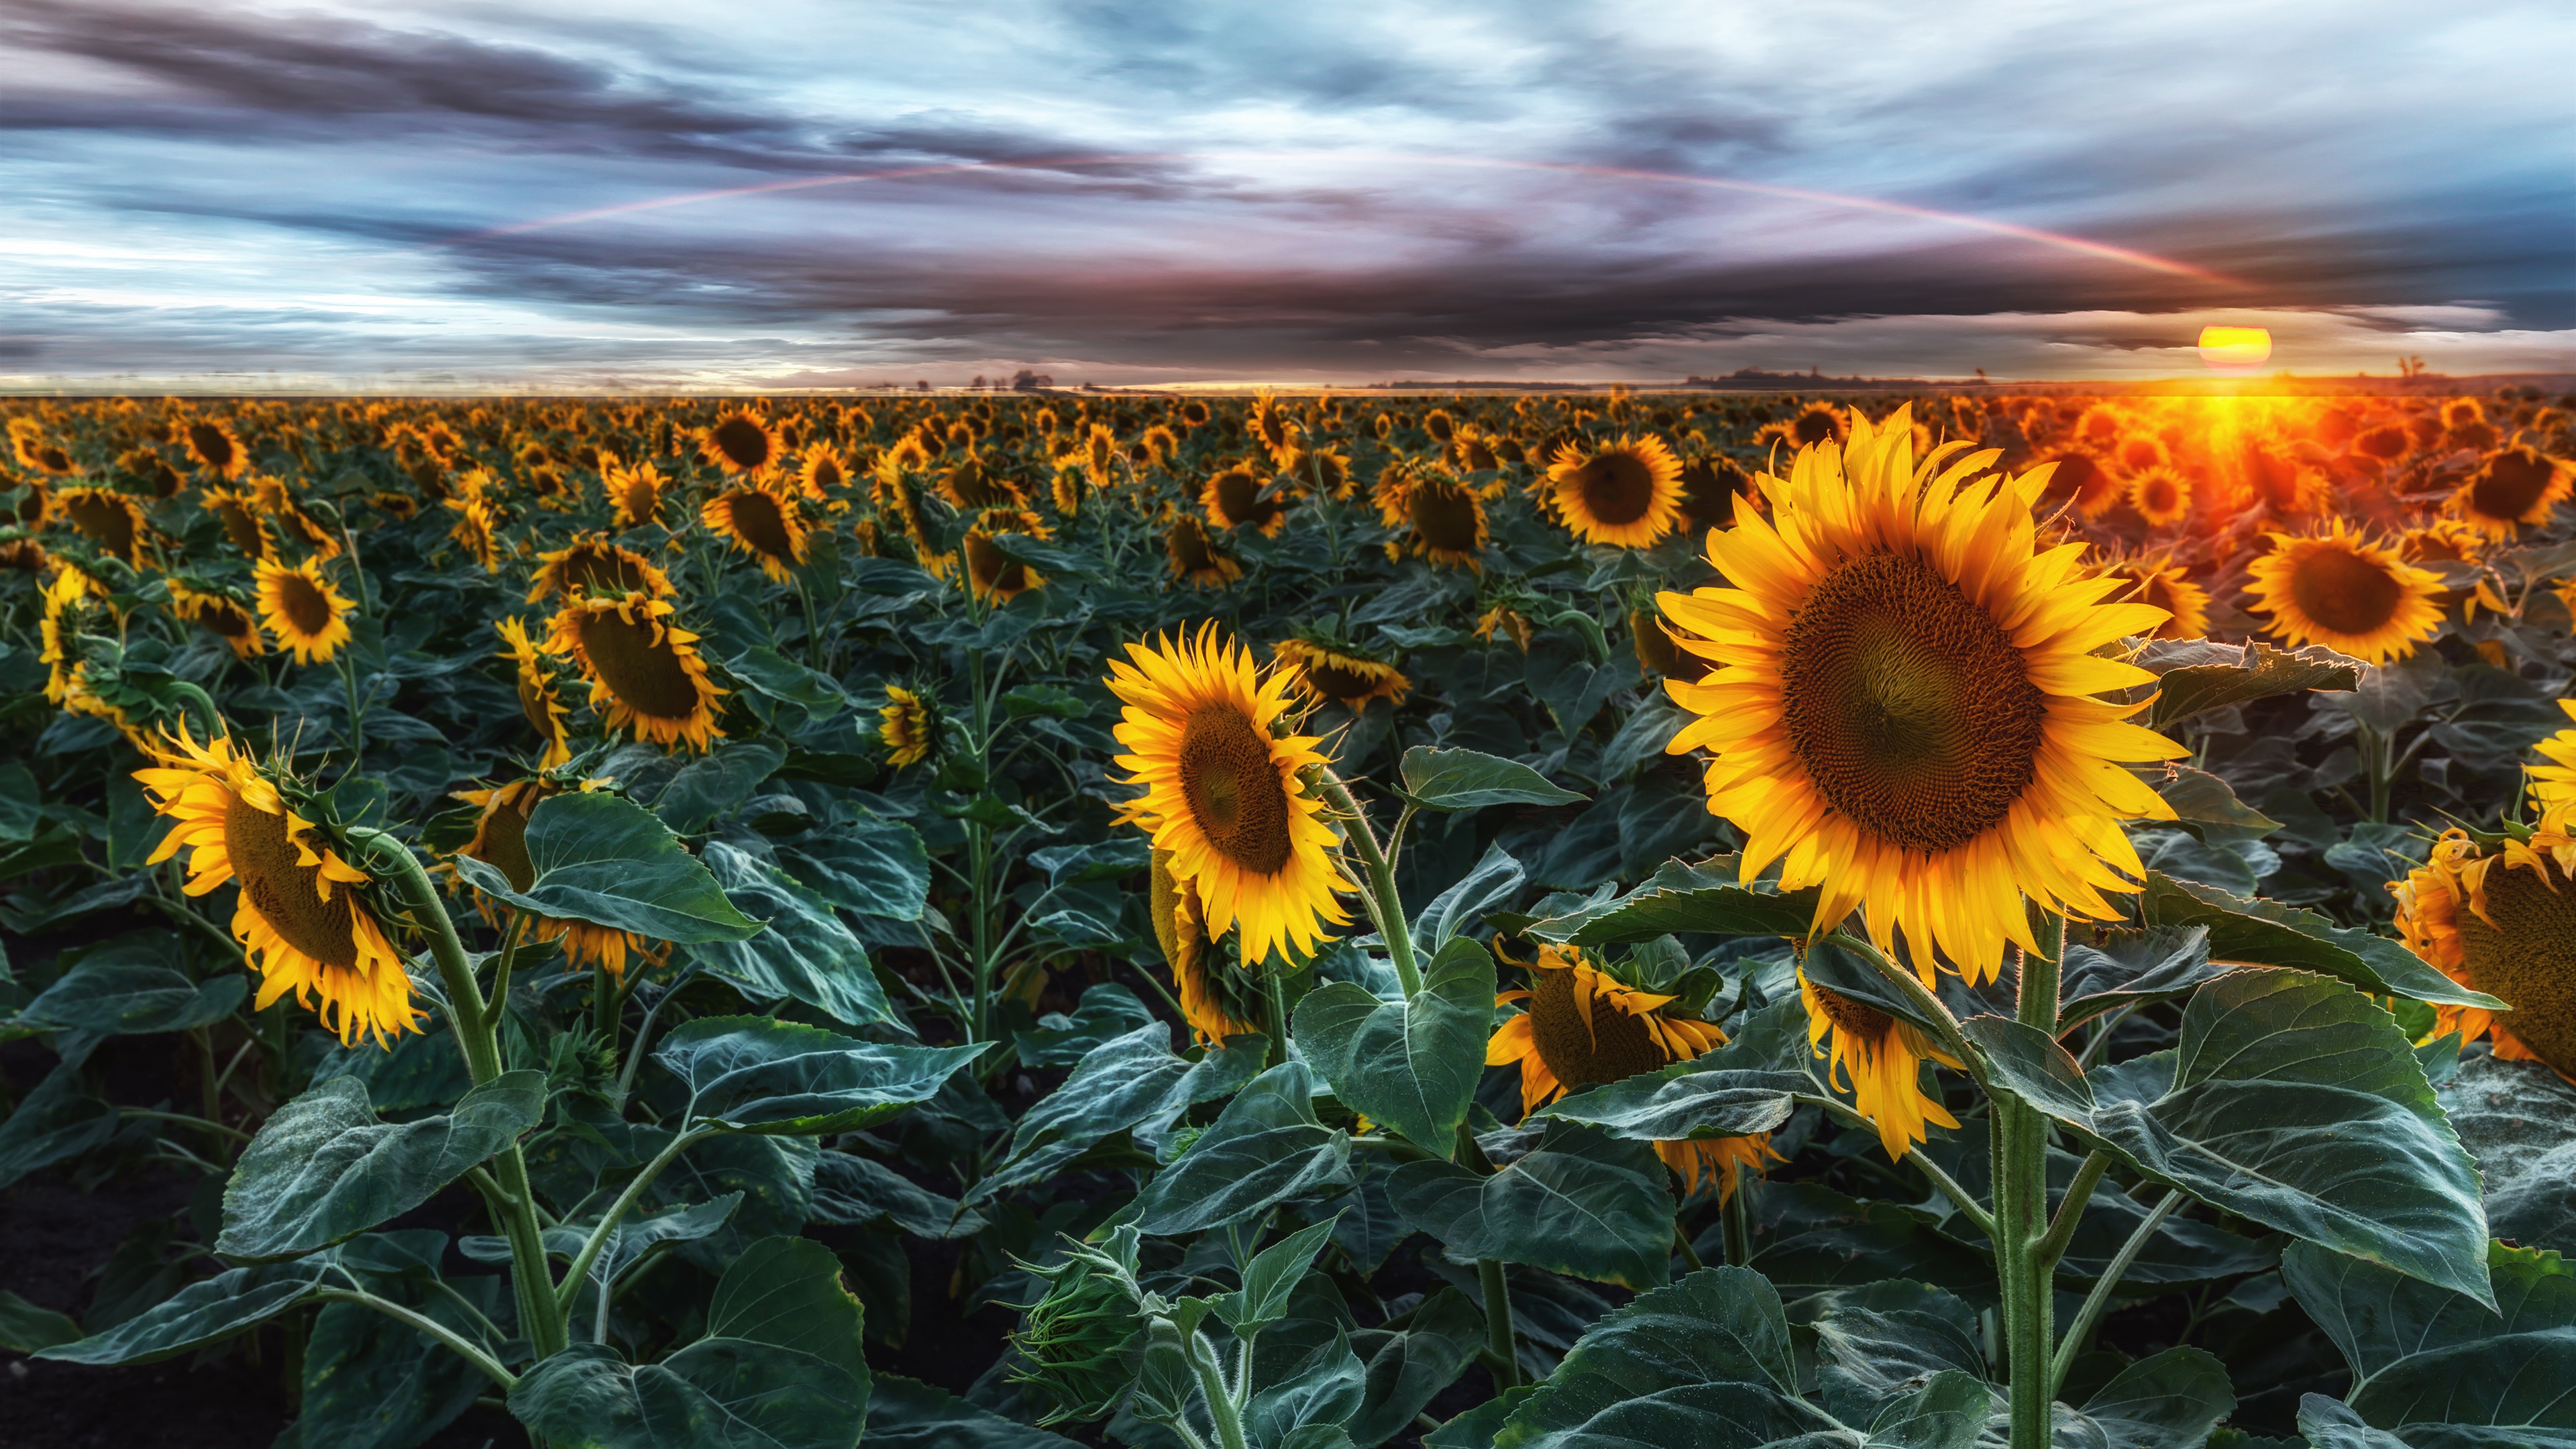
xmin=3 ymin=380 xmax=2575 ymax=1449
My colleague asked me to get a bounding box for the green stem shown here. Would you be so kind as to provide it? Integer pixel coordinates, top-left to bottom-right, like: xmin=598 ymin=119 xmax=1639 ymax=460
xmin=119 ymin=1106 xmax=253 ymax=1144
xmin=1674 ymin=1226 xmax=1705 ymax=1274
xmin=1794 ymin=1091 xmax=1995 ymax=1239
xmin=1316 ymin=770 xmax=1420 ymax=1000
xmin=1999 ymin=920 xmax=2064 ymax=1449
xmin=1478 ymin=1256 xmax=1519 ymax=1389
xmin=1185 ymin=1330 xmax=1250 ymax=1449
xmin=2031 ymin=1150 xmax=2111 ymax=1272
xmin=311 ymin=1287 xmax=517 ymax=1391
xmin=2049 ymin=1188 xmax=2178 ymax=1395
xmin=555 ymin=1128 xmax=711 ymax=1315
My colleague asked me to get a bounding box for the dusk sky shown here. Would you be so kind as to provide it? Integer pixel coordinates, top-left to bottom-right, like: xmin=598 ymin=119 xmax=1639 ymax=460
xmin=3 ymin=0 xmax=2569 ymax=390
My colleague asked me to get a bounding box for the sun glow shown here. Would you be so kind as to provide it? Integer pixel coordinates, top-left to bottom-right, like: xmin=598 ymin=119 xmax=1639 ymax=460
xmin=2197 ymin=325 xmax=2274 ymax=373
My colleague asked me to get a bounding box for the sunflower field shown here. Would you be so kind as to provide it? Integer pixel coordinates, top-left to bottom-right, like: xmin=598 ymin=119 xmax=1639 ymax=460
xmin=1 ymin=384 xmax=2573 ymax=1449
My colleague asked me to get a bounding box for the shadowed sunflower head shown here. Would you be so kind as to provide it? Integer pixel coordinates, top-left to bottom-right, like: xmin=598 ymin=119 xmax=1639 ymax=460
xmin=1163 ymin=515 xmax=1242 ymax=589
xmin=1150 ymin=848 xmax=1263 ymax=1046
xmin=445 ymin=494 xmax=500 ymax=571
xmin=1798 ymin=966 xmax=1961 ymax=1161
xmin=2451 ymin=446 xmax=2573 ymax=542
xmin=939 ymin=453 xmax=1024 ymax=512
xmin=606 ymin=459 xmax=667 ymax=529
xmin=1106 ymin=624 xmax=1352 ymax=967
xmin=56 ymin=486 xmax=149 ymax=565
xmin=879 ymin=684 xmax=936 ymax=767
xmin=166 ymin=581 xmax=265 ymax=661
xmin=1274 ymin=636 xmax=1409 ymax=709
xmin=700 ymin=409 xmax=782 ymax=477
xmin=2400 ymin=519 xmax=2484 ymax=566
xmin=10 ymin=419 xmax=76 ymax=477
xmin=254 ymin=557 xmax=354 ymax=665
xmin=2033 ymin=451 xmax=2123 ymax=522
xmin=529 ymin=533 xmax=671 ymax=604
xmin=203 ymin=488 xmax=270 ymax=557
xmin=545 ymin=594 xmax=727 ymax=753
xmin=1546 ymin=435 xmax=1684 ymax=548
xmin=1203 ymin=467 xmax=1287 ymax=535
xmin=135 ymin=726 xmax=419 ymax=1046
xmin=702 ymin=480 xmax=810 ymax=582
xmin=1659 ymin=403 xmax=2188 ymax=982
xmin=2244 ymin=523 xmax=2443 ymax=667
xmin=496 ymin=616 xmax=574 ymax=769
xmin=449 ymin=777 xmax=660 ymax=981
xmin=2394 ymin=814 xmax=2576 ymax=1083
xmin=963 ymin=510 xmax=1048 ymax=604
xmin=181 ymin=417 xmax=249 ymax=481
xmin=1374 ymin=458 xmax=1491 ymax=569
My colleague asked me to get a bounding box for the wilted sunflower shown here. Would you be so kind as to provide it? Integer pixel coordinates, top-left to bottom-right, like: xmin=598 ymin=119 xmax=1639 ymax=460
xmin=1163 ymin=515 xmax=1242 ymax=588
xmin=2243 ymin=523 xmax=2444 ymax=666
xmin=1487 ymin=945 xmax=1774 ymax=1199
xmin=2450 ymin=445 xmax=2572 ymax=542
xmin=606 ymin=458 xmax=667 ymax=529
xmin=1203 ymin=467 xmax=1287 ymax=535
xmin=254 ymin=557 xmax=354 ymax=665
xmin=1475 ymin=603 xmax=1534 ymax=652
xmin=528 ymin=533 xmax=671 ymax=604
xmin=703 ymin=480 xmax=810 ymax=582
xmin=496 ymin=616 xmax=573 ymax=769
xmin=546 ymin=595 xmax=727 ymax=753
xmin=879 ymin=684 xmax=935 ymax=766
xmin=203 ymin=488 xmax=270 ymax=557
xmin=1659 ymin=404 xmax=2187 ymax=981
xmin=445 ymin=494 xmax=500 ymax=572
xmin=700 ymin=408 xmax=783 ymax=478
xmin=1273 ymin=637 xmax=1408 ymax=708
xmin=1547 ymin=435 xmax=1686 ymax=548
xmin=2103 ymin=559 xmax=2211 ymax=641
xmin=451 ymin=778 xmax=657 ymax=981
xmin=55 ymin=487 xmax=149 ymax=565
xmin=1375 ymin=460 xmax=1492 ymax=569
xmin=2125 ymin=465 xmax=2192 ymax=527
xmin=1149 ymin=849 xmax=1262 ymax=1046
xmin=135 ymin=727 xmax=418 ymax=1046
xmin=963 ymin=510 xmax=1047 ymax=604
xmin=1106 ymin=625 xmax=1352 ymax=967
xmin=180 ymin=417 xmax=250 ymax=481
xmin=797 ymin=445 xmax=851 ymax=500
xmin=1799 ymin=967 xmax=1961 ymax=1160
xmin=166 ymin=582 xmax=265 ymax=661
xmin=2394 ymin=814 xmax=2576 ymax=1081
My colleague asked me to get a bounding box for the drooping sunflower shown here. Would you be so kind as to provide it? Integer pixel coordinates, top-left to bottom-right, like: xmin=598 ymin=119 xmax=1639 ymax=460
xmin=1203 ymin=467 xmax=1287 ymax=535
xmin=1273 ymin=637 xmax=1409 ymax=709
xmin=700 ymin=408 xmax=783 ymax=478
xmin=2125 ymin=465 xmax=2192 ymax=527
xmin=2102 ymin=559 xmax=2212 ymax=641
xmin=445 ymin=494 xmax=500 ymax=572
xmin=2450 ymin=445 xmax=2573 ymax=543
xmin=203 ymin=488 xmax=271 ymax=557
xmin=702 ymin=480 xmax=810 ymax=582
xmin=1375 ymin=460 xmax=1492 ymax=569
xmin=938 ymin=453 xmax=1024 ymax=511
xmin=1149 ymin=849 xmax=1263 ymax=1046
xmin=135 ymin=728 xmax=418 ymax=1046
xmin=253 ymin=476 xmax=341 ymax=559
xmin=528 ymin=533 xmax=672 ymax=604
xmin=1658 ymin=404 xmax=2188 ymax=981
xmin=606 ymin=458 xmax=667 ymax=529
xmin=55 ymin=487 xmax=150 ymax=565
xmin=963 ymin=510 xmax=1048 ymax=604
xmin=2243 ymin=523 xmax=2444 ymax=666
xmin=496 ymin=616 xmax=573 ymax=769
xmin=1486 ymin=945 xmax=1774 ymax=1199
xmin=1799 ymin=967 xmax=1962 ymax=1160
xmin=1475 ymin=603 xmax=1534 ymax=652
xmin=1163 ymin=515 xmax=1242 ymax=588
xmin=181 ymin=417 xmax=250 ymax=482
xmin=166 ymin=582 xmax=266 ymax=660
xmin=254 ymin=557 xmax=354 ymax=665
xmin=1546 ymin=435 xmax=1685 ymax=548
xmin=2393 ymin=813 xmax=2576 ymax=1082
xmin=545 ymin=594 xmax=727 ymax=753
xmin=450 ymin=778 xmax=657 ymax=981
xmin=1106 ymin=625 xmax=1352 ymax=967
xmin=879 ymin=684 xmax=935 ymax=766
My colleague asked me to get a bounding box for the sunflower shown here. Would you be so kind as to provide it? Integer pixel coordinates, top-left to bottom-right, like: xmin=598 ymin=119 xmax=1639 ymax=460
xmin=2394 ymin=814 xmax=2576 ymax=1082
xmin=879 ymin=684 xmax=935 ymax=766
xmin=203 ymin=488 xmax=270 ymax=558
xmin=54 ymin=486 xmax=149 ymax=565
xmin=2450 ymin=446 xmax=2572 ymax=542
xmin=254 ymin=557 xmax=354 ymax=665
xmin=1203 ymin=467 xmax=1287 ymax=535
xmin=496 ymin=616 xmax=573 ymax=769
xmin=1658 ymin=404 xmax=2188 ymax=981
xmin=1374 ymin=460 xmax=1491 ymax=570
xmin=9 ymin=419 xmax=74 ymax=477
xmin=38 ymin=567 xmax=99 ymax=704
xmin=528 ymin=533 xmax=671 ymax=603
xmin=1475 ymin=604 xmax=1534 ymax=652
xmin=2400 ymin=519 xmax=2484 ymax=566
xmin=1448 ymin=425 xmax=1503 ymax=474
xmin=607 ymin=458 xmax=667 ymax=529
xmin=963 ymin=510 xmax=1048 ymax=604
xmin=2243 ymin=523 xmax=2444 ymax=667
xmin=2102 ymin=559 xmax=2211 ymax=641
xmin=1547 ymin=435 xmax=1685 ymax=548
xmin=703 ymin=480 xmax=810 ymax=582
xmin=1163 ymin=516 xmax=1242 ymax=588
xmin=1248 ymin=394 xmax=1295 ymax=464
xmin=1277 ymin=445 xmax=1352 ymax=500
xmin=1799 ymin=967 xmax=1962 ymax=1160
xmin=254 ymin=477 xmax=341 ymax=559
xmin=174 ymin=417 xmax=248 ymax=481
xmin=451 ymin=778 xmax=657 ymax=980
xmin=446 ymin=495 xmax=500 ymax=572
xmin=1677 ymin=454 xmax=1758 ymax=529
xmin=1757 ymin=403 xmax=1848 ymax=452
xmin=134 ymin=728 xmax=418 ymax=1046
xmin=545 ymin=595 xmax=727 ymax=753
xmin=2033 ymin=452 xmax=2123 ymax=522
xmin=1486 ymin=945 xmax=1773 ymax=1200
xmin=166 ymin=582 xmax=265 ymax=660
xmin=1076 ymin=424 xmax=1119 ymax=492
xmin=2125 ymin=465 xmax=2192 ymax=527
xmin=1150 ymin=849 xmax=1263 ymax=1046
xmin=797 ymin=445 xmax=851 ymax=500
xmin=700 ymin=408 xmax=783 ymax=478
xmin=1106 ymin=625 xmax=1352 ymax=967
xmin=1273 ymin=637 xmax=1408 ymax=708
xmin=1631 ymin=608 xmax=1711 ymax=681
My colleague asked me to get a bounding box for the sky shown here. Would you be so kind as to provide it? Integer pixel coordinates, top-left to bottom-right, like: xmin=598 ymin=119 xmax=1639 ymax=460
xmin=1 ymin=0 xmax=2569 ymax=390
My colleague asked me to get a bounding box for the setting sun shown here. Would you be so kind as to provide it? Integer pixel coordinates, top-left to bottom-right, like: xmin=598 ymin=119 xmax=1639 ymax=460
xmin=2198 ymin=324 xmax=2274 ymax=372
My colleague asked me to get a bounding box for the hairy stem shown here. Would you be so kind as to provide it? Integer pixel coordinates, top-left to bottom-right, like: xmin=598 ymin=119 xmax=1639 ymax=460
xmin=2051 ymin=1188 xmax=2180 ymax=1395
xmin=1316 ymin=770 xmax=1420 ymax=999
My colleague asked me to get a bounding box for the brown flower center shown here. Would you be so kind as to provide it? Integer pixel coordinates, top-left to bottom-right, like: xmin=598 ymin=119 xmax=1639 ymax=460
xmin=722 ymin=489 xmax=798 ymax=560
xmin=64 ymin=495 xmax=136 ymax=559
xmin=275 ymin=572 xmax=334 ymax=636
xmin=965 ymin=531 xmax=1028 ymax=596
xmin=1529 ymin=965 xmax=1670 ymax=1089
xmin=577 ymin=608 xmax=702 ymax=719
xmin=189 ymin=423 xmax=236 ymax=471
xmin=1570 ymin=452 xmax=1656 ymax=526
xmin=1301 ymin=657 xmax=1383 ymax=704
xmin=1407 ymin=481 xmax=1483 ymax=553
xmin=1808 ymin=982 xmax=1894 ymax=1044
xmin=557 ymin=543 xmax=650 ymax=596
xmin=467 ymin=788 xmax=539 ymax=892
xmin=1793 ymin=410 xmax=1838 ymax=445
xmin=622 ymin=477 xmax=659 ymax=521
xmin=195 ymin=599 xmax=252 ymax=639
xmin=2455 ymin=857 xmax=2576 ymax=1078
xmin=1210 ymin=470 xmax=1277 ymax=529
xmin=1778 ymin=551 xmax=2045 ymax=853
xmin=2471 ymin=451 xmax=2554 ymax=523
xmin=2288 ymin=546 xmax=2402 ymax=636
xmin=711 ymin=417 xmax=772 ymax=471
xmin=1169 ymin=521 xmax=1219 ymax=573
xmin=811 ymin=457 xmax=845 ymax=491
xmin=224 ymin=793 xmax=359 ymax=969
xmin=1176 ymin=704 xmax=1292 ymax=874
xmin=219 ymin=502 xmax=263 ymax=554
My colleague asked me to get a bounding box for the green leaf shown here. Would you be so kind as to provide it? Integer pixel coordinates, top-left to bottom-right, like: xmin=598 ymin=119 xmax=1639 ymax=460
xmin=1399 ymin=747 xmax=1585 ymax=811
xmin=808 ymin=1151 xmax=985 ymax=1238
xmin=0 ymin=1059 xmax=117 ymax=1190
xmin=450 ymin=791 xmax=761 ymax=944
xmin=217 ymin=1072 xmax=546 ymax=1260
xmin=2139 ymin=639 xmax=2363 ymax=731
xmin=2056 ymin=925 xmax=2220 ymax=1032
xmin=1247 ymin=1333 xmax=1367 ymax=1449
xmin=12 ymin=935 xmax=245 ymax=1035
xmin=2441 ymin=1051 xmax=2576 ymax=1254
xmin=1542 ymin=996 xmax=1809 ymax=1142
xmin=1012 ymin=983 xmax=1155 ymax=1069
xmin=1388 ymin=1124 xmax=1674 ymax=1291
xmin=1219 ymin=1216 xmax=1344 ymax=1339
xmin=1737 ymin=1182 xmax=1996 ymax=1306
xmin=301 ymin=1281 xmax=498 ymax=1449
xmin=1293 ymin=935 xmax=1494 ymax=1157
xmin=2155 ymin=765 xmax=2282 ymax=843
xmin=657 ymin=1016 xmax=985 ymax=1136
xmin=730 ymin=647 xmax=850 ymax=711
xmin=1411 ymin=843 xmax=1525 ymax=957
xmin=2137 ymin=872 xmax=2504 ymax=1010
xmin=1966 ymin=969 xmax=2493 ymax=1306
xmin=0 ymin=759 xmax=42 ymax=844
xmin=979 ymin=1023 xmax=1262 ymax=1200
xmin=1493 ymin=1266 xmax=1824 ymax=1448
xmin=508 ymin=1338 xmax=869 ymax=1449
xmin=862 ymin=1375 xmax=1084 ymax=1448
xmin=2295 ymin=1395 xmax=2417 ymax=1449
xmin=0 ymin=1289 xmax=80 ymax=1352
xmin=36 ymin=1260 xmax=327 ymax=1364
xmin=777 ymin=814 xmax=930 ymax=920
xmin=2069 ymin=1346 xmax=2235 ymax=1449
xmin=2286 ymin=1238 xmax=2576 ymax=1443
xmin=688 ymin=843 xmax=893 ymax=1026
xmin=654 ymin=740 xmax=788 ymax=831
xmin=707 ymin=1236 xmax=871 ymax=1383
xmin=1525 ymin=854 xmax=1818 ymax=945
xmin=1346 ymin=1289 xmax=1485 ymax=1448
xmin=1130 ymin=1061 xmax=1352 ymax=1236
xmin=1002 ymin=682 xmax=1089 ymax=719
xmin=1800 ymin=1279 xmax=1987 ymax=1428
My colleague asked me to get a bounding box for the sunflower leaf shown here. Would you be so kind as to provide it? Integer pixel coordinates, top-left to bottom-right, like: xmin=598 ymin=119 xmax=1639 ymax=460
xmin=1293 ymin=935 xmax=1494 ymax=1159
xmin=1399 ymin=747 xmax=1585 ymax=811
xmin=1523 ymin=855 xmax=1817 ymax=945
xmin=1387 ymin=1123 xmax=1673 ymax=1291
xmin=657 ymin=1016 xmax=986 ymax=1136
xmin=2137 ymin=639 xmax=2363 ymax=731
xmin=2285 ymin=1237 xmax=2576 ymax=1443
xmin=1540 ymin=996 xmax=1810 ymax=1142
xmin=35 ymin=1259 xmax=331 ymax=1366
xmin=1130 ymin=1061 xmax=1352 ymax=1236
xmin=2136 ymin=871 xmax=2504 ymax=1009
xmin=451 ymin=790 xmax=761 ymax=944
xmin=687 ymin=842 xmax=894 ymax=1026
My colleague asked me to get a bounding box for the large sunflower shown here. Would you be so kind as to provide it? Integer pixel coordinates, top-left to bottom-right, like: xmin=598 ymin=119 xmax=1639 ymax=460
xmin=2450 ymin=445 xmax=2572 ymax=543
xmin=703 ymin=481 xmax=810 ymax=582
xmin=496 ymin=616 xmax=574 ymax=769
xmin=1375 ymin=460 xmax=1491 ymax=569
xmin=879 ymin=685 xmax=934 ymax=767
xmin=1799 ymin=967 xmax=1961 ymax=1160
xmin=797 ymin=445 xmax=851 ymax=500
xmin=254 ymin=557 xmax=354 ymax=665
xmin=1547 ymin=435 xmax=1685 ymax=548
xmin=2393 ymin=814 xmax=2576 ymax=1082
xmin=1248 ymin=393 xmax=1295 ymax=465
xmin=1486 ymin=945 xmax=1774 ymax=1200
xmin=1163 ymin=516 xmax=1241 ymax=588
xmin=56 ymin=487 xmax=149 ymax=566
xmin=700 ymin=409 xmax=783 ymax=478
xmin=2243 ymin=523 xmax=2444 ymax=666
xmin=1273 ymin=637 xmax=1408 ymax=709
xmin=545 ymin=594 xmax=727 ymax=752
xmin=166 ymin=582 xmax=266 ymax=661
xmin=180 ymin=417 xmax=249 ymax=482
xmin=135 ymin=728 xmax=418 ymax=1046
xmin=1658 ymin=404 xmax=2186 ymax=981
xmin=451 ymin=778 xmax=657 ymax=981
xmin=1149 ymin=849 xmax=1262 ymax=1046
xmin=528 ymin=533 xmax=672 ymax=604
xmin=1106 ymin=625 xmax=1352 ymax=967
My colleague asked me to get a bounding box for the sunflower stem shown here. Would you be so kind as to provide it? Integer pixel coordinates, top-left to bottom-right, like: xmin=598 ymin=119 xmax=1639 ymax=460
xmin=2050 ymin=1187 xmax=2179 ymax=1397
xmin=1316 ymin=769 xmax=1419 ymax=1000
xmin=311 ymin=1287 xmax=517 ymax=1392
xmin=1477 ymin=1256 xmax=1519 ymax=1389
xmin=1998 ymin=918 xmax=2065 ymax=1449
